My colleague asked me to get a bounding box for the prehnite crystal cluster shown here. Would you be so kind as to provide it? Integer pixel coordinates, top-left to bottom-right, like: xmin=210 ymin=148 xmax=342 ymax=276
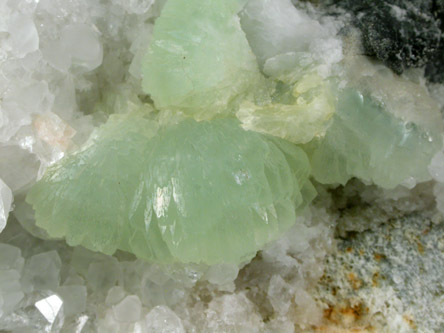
xmin=25 ymin=0 xmax=442 ymax=265
xmin=2 ymin=0 xmax=444 ymax=331
xmin=27 ymin=114 xmax=315 ymax=265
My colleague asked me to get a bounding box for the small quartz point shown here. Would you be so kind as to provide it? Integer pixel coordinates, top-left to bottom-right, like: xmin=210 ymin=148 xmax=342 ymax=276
xmin=27 ymin=113 xmax=315 ymax=265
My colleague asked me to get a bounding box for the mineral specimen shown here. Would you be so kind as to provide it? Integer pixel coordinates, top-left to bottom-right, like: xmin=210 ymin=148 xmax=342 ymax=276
xmin=308 ymin=89 xmax=442 ymax=188
xmin=3 ymin=0 xmax=444 ymax=331
xmin=27 ymin=113 xmax=315 ymax=265
xmin=237 ymin=0 xmax=343 ymax=144
xmin=306 ymin=55 xmax=443 ymax=189
xmin=141 ymin=0 xmax=262 ymax=119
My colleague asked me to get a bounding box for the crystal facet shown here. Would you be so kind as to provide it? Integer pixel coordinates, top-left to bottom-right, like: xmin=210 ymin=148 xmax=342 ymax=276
xmin=27 ymin=114 xmax=315 ymax=265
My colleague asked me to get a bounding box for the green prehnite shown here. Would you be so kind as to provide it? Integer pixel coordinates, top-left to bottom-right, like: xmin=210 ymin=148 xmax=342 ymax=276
xmin=141 ymin=0 xmax=337 ymax=144
xmin=308 ymin=90 xmax=442 ymax=188
xmin=141 ymin=0 xmax=261 ymax=120
xmin=26 ymin=114 xmax=315 ymax=265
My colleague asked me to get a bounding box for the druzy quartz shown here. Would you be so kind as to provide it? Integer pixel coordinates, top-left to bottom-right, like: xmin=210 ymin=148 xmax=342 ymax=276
xmin=26 ymin=113 xmax=315 ymax=265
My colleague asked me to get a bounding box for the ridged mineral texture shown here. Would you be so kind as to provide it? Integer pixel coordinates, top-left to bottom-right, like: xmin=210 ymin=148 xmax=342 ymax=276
xmin=27 ymin=113 xmax=315 ymax=265
xmin=2 ymin=0 xmax=444 ymax=331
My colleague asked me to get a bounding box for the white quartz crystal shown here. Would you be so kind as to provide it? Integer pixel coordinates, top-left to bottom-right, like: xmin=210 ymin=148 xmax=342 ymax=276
xmin=144 ymin=306 xmax=185 ymax=333
xmin=0 ymin=244 xmax=24 ymax=316
xmin=35 ymin=294 xmax=64 ymax=324
xmin=56 ymin=286 xmax=87 ymax=317
xmin=0 ymin=179 xmax=12 ymax=233
xmin=21 ymin=251 xmax=62 ymax=292
xmin=112 ymin=295 xmax=142 ymax=323
xmin=7 ymin=13 xmax=39 ymax=58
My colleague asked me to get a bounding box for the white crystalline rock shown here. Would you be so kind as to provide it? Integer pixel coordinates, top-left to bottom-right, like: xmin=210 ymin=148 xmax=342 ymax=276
xmin=0 ymin=269 xmax=24 ymax=316
xmin=0 ymin=0 xmax=12 ymax=32
xmin=56 ymin=285 xmax=87 ymax=317
xmin=44 ymin=24 xmax=103 ymax=73
xmin=204 ymin=263 xmax=239 ymax=291
xmin=241 ymin=0 xmax=326 ymax=65
xmin=0 ymin=179 xmax=13 ymax=233
xmin=1 ymin=80 xmax=53 ymax=143
xmin=434 ymin=183 xmax=444 ymax=215
xmin=33 ymin=112 xmax=76 ymax=152
xmin=232 ymin=207 xmax=334 ymax=330
xmin=7 ymin=13 xmax=39 ymax=58
xmin=128 ymin=24 xmax=154 ymax=79
xmin=0 ymin=243 xmax=24 ymax=272
xmin=429 ymin=150 xmax=444 ymax=183
xmin=268 ymin=275 xmax=293 ymax=315
xmin=345 ymin=56 xmax=443 ymax=135
xmin=293 ymin=287 xmax=322 ymax=327
xmin=98 ymin=309 xmax=143 ymax=333
xmin=205 ymin=294 xmax=264 ymax=332
xmin=30 ymin=111 xmax=77 ymax=175
xmin=87 ymin=258 xmax=121 ymax=292
xmin=21 ymin=250 xmax=62 ymax=293
xmin=116 ymin=0 xmax=154 ymax=14
xmin=428 ymin=147 xmax=444 ymax=215
xmin=428 ymin=83 xmax=444 ymax=111
xmin=0 ymin=244 xmax=25 ymax=317
xmin=105 ymin=286 xmax=126 ymax=306
xmin=144 ymin=306 xmax=185 ymax=333
xmin=112 ymin=295 xmax=142 ymax=323
xmin=240 ymin=0 xmax=342 ymax=75
xmin=35 ymin=294 xmax=64 ymax=324
xmin=13 ymin=200 xmax=51 ymax=240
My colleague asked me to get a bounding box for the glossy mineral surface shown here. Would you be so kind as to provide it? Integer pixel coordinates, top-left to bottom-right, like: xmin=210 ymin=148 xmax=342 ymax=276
xmin=308 ymin=89 xmax=442 ymax=188
xmin=141 ymin=0 xmax=261 ymax=120
xmin=26 ymin=114 xmax=315 ymax=265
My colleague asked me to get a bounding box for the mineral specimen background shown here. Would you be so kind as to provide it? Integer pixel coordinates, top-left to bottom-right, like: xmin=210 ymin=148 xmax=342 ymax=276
xmin=1 ymin=0 xmax=444 ymax=332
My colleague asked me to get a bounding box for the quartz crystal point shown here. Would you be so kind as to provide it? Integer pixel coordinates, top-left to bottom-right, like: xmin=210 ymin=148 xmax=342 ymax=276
xmin=141 ymin=0 xmax=262 ymax=120
xmin=27 ymin=113 xmax=315 ymax=265
xmin=308 ymin=89 xmax=442 ymax=188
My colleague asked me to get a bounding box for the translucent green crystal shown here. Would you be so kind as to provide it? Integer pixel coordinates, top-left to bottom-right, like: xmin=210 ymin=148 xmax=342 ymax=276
xmin=308 ymin=89 xmax=442 ymax=188
xmin=27 ymin=113 xmax=315 ymax=265
xmin=141 ymin=0 xmax=261 ymax=120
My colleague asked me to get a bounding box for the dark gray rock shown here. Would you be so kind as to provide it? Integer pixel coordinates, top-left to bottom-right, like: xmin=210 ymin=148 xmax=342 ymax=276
xmin=322 ymin=0 xmax=443 ymax=82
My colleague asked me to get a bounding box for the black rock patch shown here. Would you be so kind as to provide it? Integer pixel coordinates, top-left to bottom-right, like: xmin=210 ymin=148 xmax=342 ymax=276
xmin=321 ymin=0 xmax=444 ymax=82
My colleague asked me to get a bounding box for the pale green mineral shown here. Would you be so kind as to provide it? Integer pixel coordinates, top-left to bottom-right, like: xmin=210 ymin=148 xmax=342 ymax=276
xmin=141 ymin=0 xmax=262 ymax=120
xmin=308 ymin=89 xmax=442 ymax=189
xmin=237 ymin=68 xmax=335 ymax=144
xmin=27 ymin=114 xmax=315 ymax=265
